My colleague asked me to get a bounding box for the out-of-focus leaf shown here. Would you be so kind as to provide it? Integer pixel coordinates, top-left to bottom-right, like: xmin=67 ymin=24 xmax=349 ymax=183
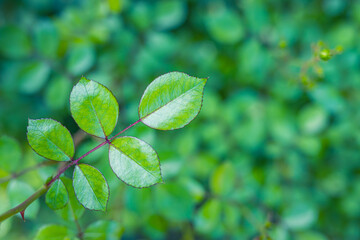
xmin=139 ymin=72 xmax=207 ymax=130
xmin=283 ymin=203 xmax=317 ymax=230
xmin=0 ymin=136 xmax=21 ymax=172
xmin=194 ymin=199 xmax=222 ymax=234
xmin=27 ymin=119 xmax=74 ymax=161
xmin=109 ymin=137 xmax=162 ymax=188
xmin=66 ymin=44 xmax=96 ymax=75
xmin=84 ymin=220 xmax=124 ymax=240
xmin=0 ymin=25 xmax=31 ymax=58
xmin=73 ymin=164 xmax=109 ymax=211
xmin=298 ymin=105 xmax=328 ymax=135
xmin=33 ymin=20 xmax=59 ymax=58
xmin=18 ymin=61 xmax=51 ymax=94
xmin=45 ymin=179 xmax=69 ymax=210
xmin=70 ymin=77 xmax=119 ymax=138
xmin=205 ymin=6 xmax=244 ymax=44
xmin=210 ymin=162 xmax=236 ymax=197
xmin=34 ymin=225 xmax=72 ymax=240
xmin=154 ymin=0 xmax=187 ymax=30
xmin=56 ymin=177 xmax=84 ymax=221
xmin=45 ymin=75 xmax=72 ymax=110
xmin=7 ymin=180 xmax=39 ymax=219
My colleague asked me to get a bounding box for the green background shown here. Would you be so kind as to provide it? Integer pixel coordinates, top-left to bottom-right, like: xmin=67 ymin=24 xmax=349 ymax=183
xmin=0 ymin=0 xmax=359 ymax=239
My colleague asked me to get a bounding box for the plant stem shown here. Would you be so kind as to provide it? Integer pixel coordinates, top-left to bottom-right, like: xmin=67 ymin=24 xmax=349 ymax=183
xmin=0 ymin=119 xmax=141 ymax=223
xmin=0 ymin=185 xmax=49 ymax=222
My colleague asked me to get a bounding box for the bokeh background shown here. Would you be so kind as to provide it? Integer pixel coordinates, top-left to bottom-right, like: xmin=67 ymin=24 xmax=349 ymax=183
xmin=0 ymin=0 xmax=360 ymax=239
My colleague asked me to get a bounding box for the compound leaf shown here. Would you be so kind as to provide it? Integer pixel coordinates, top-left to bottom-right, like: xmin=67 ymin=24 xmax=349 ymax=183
xmin=70 ymin=77 xmax=119 ymax=138
xmin=109 ymin=137 xmax=162 ymax=188
xmin=45 ymin=179 xmax=69 ymax=210
xmin=139 ymin=72 xmax=207 ymax=130
xmin=27 ymin=119 xmax=74 ymax=161
xmin=73 ymin=164 xmax=109 ymax=211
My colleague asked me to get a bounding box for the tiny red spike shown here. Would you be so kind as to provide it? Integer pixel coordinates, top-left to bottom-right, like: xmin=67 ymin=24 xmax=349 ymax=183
xmin=20 ymin=210 xmax=25 ymax=222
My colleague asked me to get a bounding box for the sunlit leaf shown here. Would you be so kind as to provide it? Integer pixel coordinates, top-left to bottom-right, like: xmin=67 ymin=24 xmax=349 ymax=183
xmin=27 ymin=119 xmax=74 ymax=161
xmin=139 ymin=72 xmax=207 ymax=130
xmin=73 ymin=164 xmax=109 ymax=211
xmin=70 ymin=77 xmax=119 ymax=138
xmin=109 ymin=137 xmax=162 ymax=188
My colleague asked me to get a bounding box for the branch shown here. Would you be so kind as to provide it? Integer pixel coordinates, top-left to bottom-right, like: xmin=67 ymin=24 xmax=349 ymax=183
xmin=0 ymin=185 xmax=49 ymax=222
xmin=0 ymin=120 xmax=141 ymax=223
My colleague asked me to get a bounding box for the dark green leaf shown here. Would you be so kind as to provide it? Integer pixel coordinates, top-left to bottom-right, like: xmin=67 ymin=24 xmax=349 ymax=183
xmin=45 ymin=179 xmax=69 ymax=210
xmin=109 ymin=137 xmax=163 ymax=188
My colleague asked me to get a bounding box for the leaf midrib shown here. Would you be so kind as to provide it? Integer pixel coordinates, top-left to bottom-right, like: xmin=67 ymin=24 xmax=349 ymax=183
xmin=77 ymin=166 xmax=104 ymax=209
xmin=82 ymin=82 xmax=107 ymax=138
xmin=141 ymin=79 xmax=206 ymax=120
xmin=32 ymin=127 xmax=71 ymax=160
xmin=110 ymin=143 xmax=159 ymax=180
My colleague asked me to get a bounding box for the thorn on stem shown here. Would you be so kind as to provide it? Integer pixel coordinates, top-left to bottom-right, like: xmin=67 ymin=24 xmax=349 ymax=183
xmin=20 ymin=210 xmax=25 ymax=222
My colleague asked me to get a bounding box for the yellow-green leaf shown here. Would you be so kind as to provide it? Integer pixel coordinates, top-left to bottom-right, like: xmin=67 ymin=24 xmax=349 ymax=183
xmin=73 ymin=164 xmax=109 ymax=211
xmin=138 ymin=72 xmax=207 ymax=130
xmin=27 ymin=119 xmax=74 ymax=161
xmin=70 ymin=77 xmax=119 ymax=138
xmin=109 ymin=137 xmax=163 ymax=188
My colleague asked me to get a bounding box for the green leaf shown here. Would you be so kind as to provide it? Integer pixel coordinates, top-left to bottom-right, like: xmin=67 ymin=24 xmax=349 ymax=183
xmin=66 ymin=44 xmax=96 ymax=75
xmin=109 ymin=137 xmax=163 ymax=188
xmin=7 ymin=180 xmax=39 ymax=219
xmin=205 ymin=6 xmax=244 ymax=44
xmin=45 ymin=75 xmax=72 ymax=110
xmin=138 ymin=72 xmax=207 ymax=130
xmin=73 ymin=164 xmax=109 ymax=211
xmin=194 ymin=199 xmax=222 ymax=234
xmin=210 ymin=162 xmax=236 ymax=197
xmin=70 ymin=77 xmax=119 ymax=138
xmin=27 ymin=119 xmax=75 ymax=161
xmin=0 ymin=136 xmax=21 ymax=172
xmin=56 ymin=177 xmax=84 ymax=221
xmin=34 ymin=225 xmax=72 ymax=240
xmin=84 ymin=220 xmax=124 ymax=240
xmin=0 ymin=25 xmax=31 ymax=59
xmin=18 ymin=61 xmax=51 ymax=94
xmin=45 ymin=179 xmax=69 ymax=210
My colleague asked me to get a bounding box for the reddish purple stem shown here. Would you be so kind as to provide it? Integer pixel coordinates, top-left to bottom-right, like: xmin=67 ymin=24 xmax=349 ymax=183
xmin=46 ymin=119 xmax=142 ymax=187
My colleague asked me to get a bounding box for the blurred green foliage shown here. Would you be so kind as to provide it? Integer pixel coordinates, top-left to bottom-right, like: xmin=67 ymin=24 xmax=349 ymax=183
xmin=0 ymin=0 xmax=359 ymax=239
